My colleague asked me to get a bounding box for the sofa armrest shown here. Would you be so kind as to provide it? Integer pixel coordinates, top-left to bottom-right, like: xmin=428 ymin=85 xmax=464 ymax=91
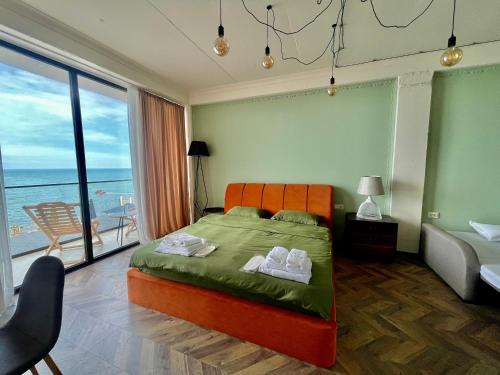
xmin=421 ymin=223 xmax=480 ymax=301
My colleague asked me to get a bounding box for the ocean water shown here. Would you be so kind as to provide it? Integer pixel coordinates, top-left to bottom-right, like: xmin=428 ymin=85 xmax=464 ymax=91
xmin=4 ymin=168 xmax=134 ymax=232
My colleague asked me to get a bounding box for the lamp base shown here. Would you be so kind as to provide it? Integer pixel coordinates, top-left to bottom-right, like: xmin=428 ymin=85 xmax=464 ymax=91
xmin=356 ymin=196 xmax=382 ymax=221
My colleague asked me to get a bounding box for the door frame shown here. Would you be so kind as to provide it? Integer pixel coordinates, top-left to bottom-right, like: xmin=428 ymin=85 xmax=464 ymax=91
xmin=0 ymin=38 xmax=138 ymax=287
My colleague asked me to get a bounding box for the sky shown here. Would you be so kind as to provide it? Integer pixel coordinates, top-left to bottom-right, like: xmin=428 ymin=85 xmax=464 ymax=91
xmin=0 ymin=61 xmax=132 ymax=170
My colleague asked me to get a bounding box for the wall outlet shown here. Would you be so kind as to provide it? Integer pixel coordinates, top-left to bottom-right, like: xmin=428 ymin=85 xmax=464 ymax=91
xmin=334 ymin=204 xmax=345 ymax=210
xmin=428 ymin=211 xmax=440 ymax=219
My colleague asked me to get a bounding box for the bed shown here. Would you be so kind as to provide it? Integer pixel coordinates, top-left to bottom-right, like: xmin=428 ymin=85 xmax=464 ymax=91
xmin=421 ymin=223 xmax=500 ymax=300
xmin=127 ymin=183 xmax=336 ymax=367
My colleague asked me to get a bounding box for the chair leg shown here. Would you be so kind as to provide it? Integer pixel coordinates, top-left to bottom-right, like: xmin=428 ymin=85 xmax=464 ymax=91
xmin=45 ymin=237 xmax=60 ymax=255
xmin=91 ymin=221 xmax=104 ymax=245
xmin=30 ymin=366 xmax=39 ymax=375
xmin=44 ymin=354 xmax=62 ymax=375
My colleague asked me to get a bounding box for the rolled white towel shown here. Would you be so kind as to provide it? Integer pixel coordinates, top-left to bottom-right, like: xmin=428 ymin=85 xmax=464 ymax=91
xmin=287 ymin=248 xmax=307 ymax=268
xmin=265 ymin=246 xmax=289 ymax=270
xmin=286 ymin=257 xmax=312 ymax=275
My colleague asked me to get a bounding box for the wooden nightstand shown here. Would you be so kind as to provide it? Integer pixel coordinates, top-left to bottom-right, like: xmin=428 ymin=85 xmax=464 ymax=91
xmin=345 ymin=212 xmax=398 ymax=258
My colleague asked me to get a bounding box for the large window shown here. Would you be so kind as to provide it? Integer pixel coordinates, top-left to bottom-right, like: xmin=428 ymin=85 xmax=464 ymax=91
xmin=0 ymin=41 xmax=137 ymax=286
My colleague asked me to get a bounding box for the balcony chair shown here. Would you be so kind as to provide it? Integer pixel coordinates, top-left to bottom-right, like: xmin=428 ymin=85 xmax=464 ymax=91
xmin=23 ymin=202 xmax=103 ymax=263
xmin=119 ymin=195 xmax=137 ymax=236
xmin=0 ymin=256 xmax=65 ymax=375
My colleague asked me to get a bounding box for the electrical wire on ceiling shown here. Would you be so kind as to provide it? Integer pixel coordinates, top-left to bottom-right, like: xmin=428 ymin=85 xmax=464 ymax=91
xmin=361 ymin=0 xmax=437 ymax=29
xmin=212 ymin=0 xmax=490 ymax=95
xmin=238 ymin=0 xmax=472 ymax=69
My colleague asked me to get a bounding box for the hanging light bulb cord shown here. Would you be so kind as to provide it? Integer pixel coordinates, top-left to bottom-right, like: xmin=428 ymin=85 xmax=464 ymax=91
xmin=219 ymin=0 xmax=222 ymax=27
xmin=238 ymin=0 xmax=493 ymax=69
xmin=331 ymin=24 xmax=337 ymax=79
xmin=451 ymin=0 xmax=456 ymax=36
xmin=266 ymin=6 xmax=270 ymax=48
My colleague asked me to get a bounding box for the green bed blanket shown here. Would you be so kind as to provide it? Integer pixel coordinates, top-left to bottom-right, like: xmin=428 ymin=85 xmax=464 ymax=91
xmin=129 ymin=214 xmax=333 ymax=319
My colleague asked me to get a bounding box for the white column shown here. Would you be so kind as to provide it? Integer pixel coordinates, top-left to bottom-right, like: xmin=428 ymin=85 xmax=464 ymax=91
xmin=390 ymin=71 xmax=433 ymax=253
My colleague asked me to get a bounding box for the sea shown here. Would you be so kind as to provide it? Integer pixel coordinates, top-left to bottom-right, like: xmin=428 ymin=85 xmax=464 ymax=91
xmin=3 ymin=168 xmax=134 ymax=232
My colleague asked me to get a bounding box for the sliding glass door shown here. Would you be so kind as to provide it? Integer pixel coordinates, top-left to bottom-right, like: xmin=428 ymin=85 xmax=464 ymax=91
xmin=0 ymin=41 xmax=137 ymax=286
xmin=78 ymin=76 xmax=136 ymax=257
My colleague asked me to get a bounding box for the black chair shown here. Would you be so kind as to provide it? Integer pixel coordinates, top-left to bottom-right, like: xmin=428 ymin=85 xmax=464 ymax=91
xmin=0 ymin=256 xmax=65 ymax=375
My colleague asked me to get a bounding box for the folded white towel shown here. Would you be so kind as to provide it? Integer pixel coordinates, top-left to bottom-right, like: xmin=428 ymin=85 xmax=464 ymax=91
xmin=259 ymin=262 xmax=312 ymax=284
xmin=163 ymin=233 xmax=202 ymax=247
xmin=155 ymin=239 xmax=205 ymax=256
xmin=265 ymin=246 xmax=289 ymax=270
xmin=241 ymin=255 xmax=266 ymax=273
xmin=286 ymin=248 xmax=308 ymax=272
xmin=192 ymin=243 xmax=218 ymax=258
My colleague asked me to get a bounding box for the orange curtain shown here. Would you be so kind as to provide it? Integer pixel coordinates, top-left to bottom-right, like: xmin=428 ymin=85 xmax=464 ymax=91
xmin=139 ymin=90 xmax=189 ymax=239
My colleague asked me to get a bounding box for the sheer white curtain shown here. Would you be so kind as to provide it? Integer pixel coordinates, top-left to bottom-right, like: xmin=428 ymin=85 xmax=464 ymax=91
xmin=127 ymin=85 xmax=150 ymax=243
xmin=0 ymin=147 xmax=13 ymax=317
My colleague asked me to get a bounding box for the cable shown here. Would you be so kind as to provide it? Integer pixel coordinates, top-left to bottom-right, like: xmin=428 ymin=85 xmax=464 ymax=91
xmin=239 ymin=0 xmax=456 ymax=69
xmin=270 ymin=7 xmax=334 ymax=66
xmin=241 ymin=0 xmax=334 ymax=35
xmin=331 ymin=25 xmax=337 ymax=77
xmin=268 ymin=0 xmax=346 ymax=66
xmin=361 ymin=0 xmax=436 ymax=29
xmin=335 ymin=38 xmax=500 ymax=69
xmin=266 ymin=6 xmax=270 ymax=47
xmin=219 ymin=0 xmax=222 ymax=26
xmin=451 ymin=0 xmax=456 ymax=35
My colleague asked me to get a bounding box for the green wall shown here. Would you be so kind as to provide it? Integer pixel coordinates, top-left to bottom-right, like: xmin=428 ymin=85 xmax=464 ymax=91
xmin=192 ymin=79 xmax=397 ymax=237
xmin=423 ymin=65 xmax=500 ymax=230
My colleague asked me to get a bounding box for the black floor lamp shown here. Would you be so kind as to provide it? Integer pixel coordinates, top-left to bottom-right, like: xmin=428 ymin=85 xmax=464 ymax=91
xmin=188 ymin=141 xmax=209 ymax=217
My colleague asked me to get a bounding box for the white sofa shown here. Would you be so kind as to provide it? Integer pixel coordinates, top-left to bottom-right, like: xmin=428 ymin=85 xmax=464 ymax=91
xmin=421 ymin=223 xmax=500 ymax=301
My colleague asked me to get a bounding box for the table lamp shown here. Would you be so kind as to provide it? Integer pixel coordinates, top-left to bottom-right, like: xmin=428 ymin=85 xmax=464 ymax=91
xmin=356 ymin=176 xmax=384 ymax=220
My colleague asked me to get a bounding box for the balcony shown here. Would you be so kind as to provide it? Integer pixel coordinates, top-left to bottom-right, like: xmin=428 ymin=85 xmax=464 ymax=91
xmin=6 ymin=178 xmax=138 ymax=286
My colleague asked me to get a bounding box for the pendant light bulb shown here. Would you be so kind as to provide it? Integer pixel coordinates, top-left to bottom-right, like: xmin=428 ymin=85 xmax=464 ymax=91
xmin=440 ymin=35 xmax=462 ymax=67
xmin=327 ymin=77 xmax=337 ymax=96
xmin=262 ymin=46 xmax=274 ymax=69
xmin=214 ymin=25 xmax=229 ymax=56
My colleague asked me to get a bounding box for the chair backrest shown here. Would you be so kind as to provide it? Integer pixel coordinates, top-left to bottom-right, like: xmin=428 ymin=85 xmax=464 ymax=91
xmin=8 ymin=256 xmax=65 ymax=351
xmin=23 ymin=202 xmax=82 ymax=236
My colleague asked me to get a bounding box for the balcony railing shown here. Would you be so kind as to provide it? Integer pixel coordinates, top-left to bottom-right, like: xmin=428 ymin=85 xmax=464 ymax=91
xmin=5 ymin=179 xmax=135 ymax=258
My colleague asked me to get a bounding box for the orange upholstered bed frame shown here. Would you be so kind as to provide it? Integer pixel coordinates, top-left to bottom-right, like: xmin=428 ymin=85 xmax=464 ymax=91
xmin=128 ymin=183 xmax=336 ymax=367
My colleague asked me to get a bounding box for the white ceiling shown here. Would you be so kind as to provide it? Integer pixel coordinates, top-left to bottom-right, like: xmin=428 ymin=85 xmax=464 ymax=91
xmin=19 ymin=0 xmax=500 ymax=91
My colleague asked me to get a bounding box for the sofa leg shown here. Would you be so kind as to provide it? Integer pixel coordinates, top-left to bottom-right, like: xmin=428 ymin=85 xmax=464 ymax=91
xmin=30 ymin=366 xmax=39 ymax=375
xmin=44 ymin=354 xmax=62 ymax=375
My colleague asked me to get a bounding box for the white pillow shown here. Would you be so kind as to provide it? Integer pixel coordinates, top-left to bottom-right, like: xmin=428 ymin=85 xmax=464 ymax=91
xmin=469 ymin=221 xmax=500 ymax=242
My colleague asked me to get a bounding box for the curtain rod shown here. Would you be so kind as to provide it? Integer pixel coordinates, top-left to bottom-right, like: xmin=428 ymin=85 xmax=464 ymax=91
xmin=141 ymin=88 xmax=185 ymax=108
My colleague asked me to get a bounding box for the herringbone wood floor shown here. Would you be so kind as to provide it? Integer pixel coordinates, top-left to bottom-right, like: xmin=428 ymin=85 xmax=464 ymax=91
xmin=27 ymin=248 xmax=500 ymax=375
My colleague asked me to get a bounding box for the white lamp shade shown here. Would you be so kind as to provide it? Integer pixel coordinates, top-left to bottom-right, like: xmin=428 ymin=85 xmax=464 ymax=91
xmin=357 ymin=176 xmax=384 ymax=196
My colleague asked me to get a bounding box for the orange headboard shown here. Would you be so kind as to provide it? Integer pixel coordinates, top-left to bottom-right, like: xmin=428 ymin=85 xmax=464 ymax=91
xmin=224 ymin=183 xmax=334 ymax=228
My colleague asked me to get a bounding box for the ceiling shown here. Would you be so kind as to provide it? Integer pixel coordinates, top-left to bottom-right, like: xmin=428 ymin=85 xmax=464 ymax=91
xmin=18 ymin=0 xmax=500 ymax=91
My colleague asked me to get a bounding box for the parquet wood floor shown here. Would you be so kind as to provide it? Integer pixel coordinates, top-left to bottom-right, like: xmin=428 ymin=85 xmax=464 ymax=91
xmin=26 ymin=248 xmax=500 ymax=374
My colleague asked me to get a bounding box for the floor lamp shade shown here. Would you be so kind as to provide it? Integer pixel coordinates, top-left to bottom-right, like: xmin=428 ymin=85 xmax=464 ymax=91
xmin=188 ymin=141 xmax=209 ymax=157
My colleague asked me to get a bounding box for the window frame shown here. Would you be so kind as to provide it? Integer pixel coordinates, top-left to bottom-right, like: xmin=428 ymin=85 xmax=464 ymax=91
xmin=0 ymin=38 xmax=138 ymax=289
